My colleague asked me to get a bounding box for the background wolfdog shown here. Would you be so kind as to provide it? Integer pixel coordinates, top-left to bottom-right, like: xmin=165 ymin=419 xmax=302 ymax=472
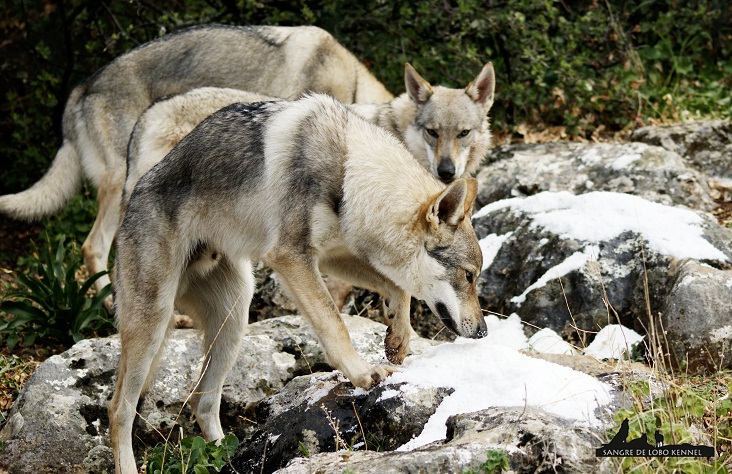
xmin=0 ymin=24 xmax=393 ymax=303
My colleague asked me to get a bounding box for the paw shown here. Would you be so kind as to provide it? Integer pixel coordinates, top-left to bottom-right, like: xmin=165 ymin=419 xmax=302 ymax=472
xmin=174 ymin=314 xmax=195 ymax=329
xmin=103 ymin=295 xmax=115 ymax=316
xmin=349 ymin=364 xmax=396 ymax=389
xmin=384 ymin=325 xmax=410 ymax=365
xmin=368 ymin=364 xmax=397 ymax=388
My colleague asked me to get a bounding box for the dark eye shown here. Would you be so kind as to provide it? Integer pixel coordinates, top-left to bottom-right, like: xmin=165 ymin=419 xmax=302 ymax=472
xmin=457 ymin=129 xmax=470 ymax=138
xmin=466 ymin=270 xmax=475 ymax=284
xmin=425 ymin=128 xmax=438 ymax=138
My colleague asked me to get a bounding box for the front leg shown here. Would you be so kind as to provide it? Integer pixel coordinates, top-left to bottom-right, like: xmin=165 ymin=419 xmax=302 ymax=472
xmin=266 ymin=248 xmax=394 ymax=389
xmin=383 ymin=290 xmax=413 ymax=364
xmin=320 ymin=254 xmax=413 ymax=364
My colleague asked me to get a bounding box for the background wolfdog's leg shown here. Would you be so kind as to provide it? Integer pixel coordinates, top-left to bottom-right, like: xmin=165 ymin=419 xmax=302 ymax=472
xmin=81 ymin=172 xmax=124 ymax=312
xmin=176 ymin=257 xmax=253 ymax=441
xmin=319 ymin=255 xmax=413 ymax=364
xmin=266 ymin=249 xmax=393 ymax=388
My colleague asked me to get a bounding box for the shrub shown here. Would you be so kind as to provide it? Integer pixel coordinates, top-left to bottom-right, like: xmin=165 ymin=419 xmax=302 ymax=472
xmin=0 ymin=234 xmax=114 ymax=349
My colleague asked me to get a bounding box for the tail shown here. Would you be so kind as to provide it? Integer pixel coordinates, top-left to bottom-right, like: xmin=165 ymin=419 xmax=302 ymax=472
xmin=0 ymin=140 xmax=83 ymax=221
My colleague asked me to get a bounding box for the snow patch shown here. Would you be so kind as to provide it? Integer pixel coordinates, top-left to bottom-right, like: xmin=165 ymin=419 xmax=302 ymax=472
xmin=584 ymin=325 xmax=644 ymax=360
xmin=473 ymin=191 xmax=727 ymax=262
xmin=511 ymin=246 xmax=599 ymax=305
xmin=376 ymin=389 xmax=401 ymax=403
xmin=390 ymin=316 xmax=611 ymax=451
xmin=528 ymin=328 xmax=577 ymax=355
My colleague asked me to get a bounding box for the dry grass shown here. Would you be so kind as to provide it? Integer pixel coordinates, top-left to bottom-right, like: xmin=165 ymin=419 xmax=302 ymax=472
xmin=0 ymin=354 xmax=40 ymax=430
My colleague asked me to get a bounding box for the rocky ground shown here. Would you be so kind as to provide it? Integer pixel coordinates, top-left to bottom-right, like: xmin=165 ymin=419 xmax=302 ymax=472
xmin=1 ymin=120 xmax=731 ymax=473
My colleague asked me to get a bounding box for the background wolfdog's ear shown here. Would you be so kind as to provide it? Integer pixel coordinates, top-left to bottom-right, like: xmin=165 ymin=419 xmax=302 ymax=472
xmin=428 ymin=179 xmax=470 ymax=227
xmin=466 ymin=62 xmax=495 ymax=110
xmin=405 ymin=63 xmax=434 ymax=106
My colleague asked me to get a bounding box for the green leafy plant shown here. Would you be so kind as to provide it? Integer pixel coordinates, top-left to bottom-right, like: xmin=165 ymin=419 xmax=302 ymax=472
xmin=464 ymin=449 xmax=511 ymax=473
xmin=0 ymin=234 xmax=113 ymax=349
xmin=145 ymin=433 xmax=239 ymax=474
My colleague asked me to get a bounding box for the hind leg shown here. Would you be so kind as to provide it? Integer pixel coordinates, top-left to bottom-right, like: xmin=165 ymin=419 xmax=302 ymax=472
xmin=176 ymin=257 xmax=253 ymax=441
xmin=108 ymin=275 xmax=176 ymax=473
xmin=81 ymin=172 xmax=124 ymax=313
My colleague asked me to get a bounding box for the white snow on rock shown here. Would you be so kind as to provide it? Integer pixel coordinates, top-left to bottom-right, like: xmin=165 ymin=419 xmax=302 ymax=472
xmin=387 ymin=316 xmax=611 ymax=451
xmin=510 ymin=245 xmax=599 ymax=305
xmin=478 ymin=232 xmax=513 ymax=271
xmin=583 ymin=324 xmax=644 ymax=360
xmin=472 ymin=191 xmax=727 ymax=262
xmin=528 ymin=328 xmax=578 ymax=355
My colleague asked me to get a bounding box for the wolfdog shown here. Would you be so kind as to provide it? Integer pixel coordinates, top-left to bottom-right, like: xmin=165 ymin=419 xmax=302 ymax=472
xmin=0 ymin=24 xmax=392 ymax=305
xmin=109 ymin=94 xmax=485 ymax=472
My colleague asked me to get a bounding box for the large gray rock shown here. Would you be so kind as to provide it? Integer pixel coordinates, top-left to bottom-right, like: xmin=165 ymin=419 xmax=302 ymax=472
xmin=476 ymin=141 xmax=715 ymax=210
xmin=631 ymin=120 xmax=732 ymax=181
xmin=472 ymin=191 xmax=732 ymax=362
xmin=224 ymin=371 xmax=452 ymax=473
xmin=661 ymin=260 xmax=732 ymax=373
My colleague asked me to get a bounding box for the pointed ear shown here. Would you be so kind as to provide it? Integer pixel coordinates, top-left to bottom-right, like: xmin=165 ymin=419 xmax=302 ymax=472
xmin=465 ymin=62 xmax=495 ymax=110
xmin=463 ymin=178 xmax=478 ymax=216
xmin=405 ymin=63 xmax=433 ymax=106
xmin=427 ymin=179 xmax=471 ymax=228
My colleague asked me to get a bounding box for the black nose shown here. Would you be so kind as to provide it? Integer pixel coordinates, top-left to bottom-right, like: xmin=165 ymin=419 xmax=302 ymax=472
xmin=437 ymin=159 xmax=456 ymax=181
xmin=473 ymin=317 xmax=488 ymax=339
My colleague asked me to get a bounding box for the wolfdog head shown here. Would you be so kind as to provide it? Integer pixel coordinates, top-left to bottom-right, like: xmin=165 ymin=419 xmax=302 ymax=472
xmin=416 ymin=178 xmax=487 ymax=338
xmin=404 ymin=63 xmax=495 ymax=182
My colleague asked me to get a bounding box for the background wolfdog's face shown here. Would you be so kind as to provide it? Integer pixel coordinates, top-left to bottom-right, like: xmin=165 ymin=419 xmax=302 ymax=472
xmin=405 ymin=62 xmax=495 ymax=183
xmin=415 ymin=88 xmax=488 ymax=182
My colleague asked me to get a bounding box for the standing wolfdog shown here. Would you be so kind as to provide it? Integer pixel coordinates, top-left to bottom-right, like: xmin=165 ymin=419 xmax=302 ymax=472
xmin=0 ymin=25 xmax=392 ymax=303
xmin=110 ymin=94 xmax=485 ymax=472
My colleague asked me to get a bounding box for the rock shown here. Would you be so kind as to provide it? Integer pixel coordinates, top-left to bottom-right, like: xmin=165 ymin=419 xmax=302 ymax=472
xmin=661 ymin=260 xmax=732 ymax=373
xmin=0 ymin=337 xmax=118 ymax=474
xmin=224 ymin=372 xmax=452 ymax=473
xmin=631 ymin=120 xmax=732 ymax=181
xmin=0 ymin=314 xmax=435 ymax=473
xmin=472 ymin=191 xmax=732 ymax=355
xmin=476 ymin=141 xmax=715 ymax=211
xmin=278 ymin=407 xmax=603 ymax=474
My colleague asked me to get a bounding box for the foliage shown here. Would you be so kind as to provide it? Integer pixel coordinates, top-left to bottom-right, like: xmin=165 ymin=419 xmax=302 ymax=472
xmin=1 ymin=0 xmax=729 ymax=194
xmin=0 ymin=234 xmax=114 ymax=350
xmin=607 ymin=373 xmax=732 ymax=473
xmin=463 ymin=449 xmax=511 ymax=473
xmin=145 ymin=433 xmax=238 ymax=474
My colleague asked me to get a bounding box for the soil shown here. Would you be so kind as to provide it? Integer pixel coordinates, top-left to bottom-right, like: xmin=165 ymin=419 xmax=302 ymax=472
xmin=0 ymin=215 xmax=44 ymax=284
